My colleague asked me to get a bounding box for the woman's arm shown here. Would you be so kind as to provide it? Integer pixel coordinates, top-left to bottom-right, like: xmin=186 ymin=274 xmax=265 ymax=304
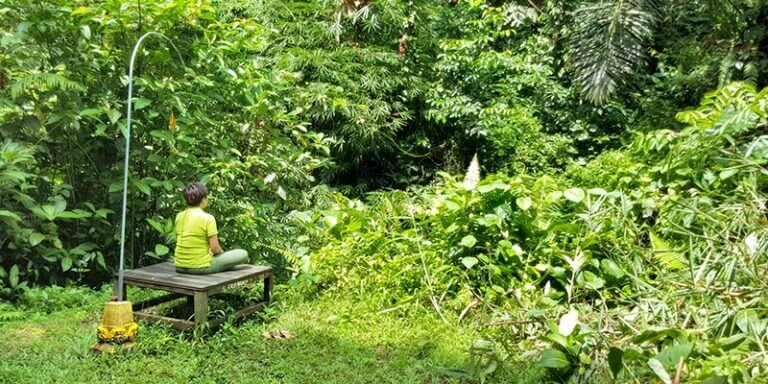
xmin=208 ymin=234 xmax=224 ymax=255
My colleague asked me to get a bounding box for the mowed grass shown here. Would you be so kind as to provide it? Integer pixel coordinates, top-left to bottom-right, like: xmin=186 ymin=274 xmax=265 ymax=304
xmin=0 ymin=287 xmax=544 ymax=384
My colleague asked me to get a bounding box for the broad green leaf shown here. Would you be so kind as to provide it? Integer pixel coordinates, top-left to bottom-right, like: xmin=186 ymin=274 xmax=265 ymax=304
xmin=30 ymin=205 xmax=56 ymax=221
xmin=648 ymin=358 xmax=672 ymax=384
xmin=276 ymin=185 xmax=287 ymax=200
xmin=30 ymin=232 xmax=46 ymax=246
xmin=477 ymin=182 xmax=508 ymax=193
xmin=654 ymin=343 xmax=692 ymax=370
xmin=58 ymin=209 xmax=91 ymax=219
xmin=96 ymin=253 xmax=107 ymax=270
xmin=134 ymin=180 xmax=151 ymax=196
xmin=701 ymin=376 xmax=728 ymax=384
xmin=563 ymin=188 xmax=585 ymax=203
xmin=558 ymin=309 xmax=579 ymax=336
xmin=719 ymin=168 xmax=739 ymax=180
xmin=735 ymin=310 xmax=760 ymax=333
xmin=155 ymin=244 xmax=170 ymax=256
xmin=53 ymin=200 xmax=67 ymax=216
xmin=471 ymin=339 xmax=494 ymax=351
xmin=1 ymin=169 xmax=32 ymax=182
xmin=95 ymin=209 xmax=113 ymax=218
xmin=583 ymin=271 xmax=605 ymax=290
xmin=587 ymin=188 xmax=608 ymax=196
xmin=0 ymin=210 xmax=21 ymax=221
xmin=147 ymin=218 xmax=164 ymax=233
xmin=69 ymin=242 xmax=97 ymax=255
xmin=538 ymin=349 xmax=570 ymax=369
xmin=461 ymin=257 xmax=478 ymax=269
xmin=93 ymin=124 xmax=108 ymax=137
xmin=133 ymin=98 xmax=151 ymax=110
xmin=322 ymin=213 xmax=338 ymax=228
xmin=516 ymin=196 xmax=532 ymax=211
xmin=608 ymin=347 xmax=623 ymax=378
xmin=633 ymin=328 xmax=686 ymax=345
xmin=61 ymin=257 xmax=73 ymax=272
xmin=460 ymin=235 xmax=477 ymax=248
xmin=147 ymin=154 xmax=164 ymax=163
xmin=717 ymin=333 xmax=747 ymax=351
xmin=564 ymin=251 xmax=586 ymax=272
xmin=622 ymin=346 xmax=646 ymax=361
xmin=9 ymin=265 xmax=19 ymax=288
xmin=81 ymin=25 xmax=91 ymax=40
xmin=108 ymin=182 xmax=123 ymax=193
xmin=106 ymin=109 xmax=121 ymax=124
xmin=150 ymin=130 xmax=175 ymax=143
xmin=443 ymin=198 xmax=461 ymax=211
xmin=72 ymin=6 xmax=92 ymax=15
xmin=602 ymin=259 xmax=625 ymax=280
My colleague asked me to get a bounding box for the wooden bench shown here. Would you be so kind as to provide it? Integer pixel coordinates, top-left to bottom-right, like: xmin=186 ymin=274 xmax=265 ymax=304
xmin=120 ymin=261 xmax=273 ymax=331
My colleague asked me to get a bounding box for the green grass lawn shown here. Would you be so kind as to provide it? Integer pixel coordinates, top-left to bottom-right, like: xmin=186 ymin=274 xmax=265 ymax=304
xmin=0 ymin=287 xmax=545 ymax=384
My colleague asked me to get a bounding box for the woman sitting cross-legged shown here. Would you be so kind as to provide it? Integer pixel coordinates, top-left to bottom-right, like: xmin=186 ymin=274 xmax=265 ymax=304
xmin=174 ymin=182 xmax=248 ymax=274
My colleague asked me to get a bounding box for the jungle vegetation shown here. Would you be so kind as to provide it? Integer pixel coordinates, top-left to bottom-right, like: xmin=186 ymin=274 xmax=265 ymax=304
xmin=1 ymin=0 xmax=767 ymax=382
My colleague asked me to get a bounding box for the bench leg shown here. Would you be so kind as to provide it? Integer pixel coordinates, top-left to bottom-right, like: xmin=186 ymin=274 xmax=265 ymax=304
xmin=263 ymin=275 xmax=273 ymax=305
xmin=193 ymin=291 xmax=209 ymax=329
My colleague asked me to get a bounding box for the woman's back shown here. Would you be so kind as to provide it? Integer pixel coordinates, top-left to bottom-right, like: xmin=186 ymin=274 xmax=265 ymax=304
xmin=174 ymin=207 xmax=217 ymax=268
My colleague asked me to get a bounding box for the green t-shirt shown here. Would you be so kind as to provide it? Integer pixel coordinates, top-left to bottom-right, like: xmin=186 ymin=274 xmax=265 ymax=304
xmin=174 ymin=207 xmax=218 ymax=268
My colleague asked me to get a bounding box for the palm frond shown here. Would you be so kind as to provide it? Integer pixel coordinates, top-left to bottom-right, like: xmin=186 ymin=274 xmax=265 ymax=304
xmin=569 ymin=0 xmax=658 ymax=104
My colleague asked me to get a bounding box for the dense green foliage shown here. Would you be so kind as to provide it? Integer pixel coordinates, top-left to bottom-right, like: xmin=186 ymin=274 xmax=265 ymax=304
xmin=2 ymin=0 xmax=768 ymax=383
xmin=304 ymin=83 xmax=768 ymax=382
xmin=1 ymin=0 xmax=330 ymax=291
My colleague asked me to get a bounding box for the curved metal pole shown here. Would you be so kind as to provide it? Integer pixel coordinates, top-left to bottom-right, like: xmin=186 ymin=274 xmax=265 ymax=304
xmin=117 ymin=32 xmax=185 ymax=301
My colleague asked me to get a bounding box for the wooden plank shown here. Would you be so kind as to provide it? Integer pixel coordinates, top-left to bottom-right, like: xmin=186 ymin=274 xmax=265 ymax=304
xmin=132 ymin=293 xmax=185 ymax=311
xmin=123 ymin=280 xmax=196 ymax=296
xmin=193 ymin=291 xmax=209 ymax=329
xmin=206 ymin=272 xmax=271 ymax=295
xmin=264 ymin=276 xmax=273 ymax=304
xmin=125 ymin=266 xmax=262 ymax=290
xmin=123 ymin=262 xmax=273 ymax=291
xmin=134 ymin=311 xmax=195 ymax=332
xmin=208 ymin=301 xmax=267 ymax=328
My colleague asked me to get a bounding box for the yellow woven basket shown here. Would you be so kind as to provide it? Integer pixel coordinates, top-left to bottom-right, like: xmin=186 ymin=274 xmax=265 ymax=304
xmin=96 ymin=301 xmax=138 ymax=343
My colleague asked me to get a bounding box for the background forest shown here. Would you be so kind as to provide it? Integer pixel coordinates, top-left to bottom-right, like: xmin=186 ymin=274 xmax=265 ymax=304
xmin=1 ymin=0 xmax=767 ymax=383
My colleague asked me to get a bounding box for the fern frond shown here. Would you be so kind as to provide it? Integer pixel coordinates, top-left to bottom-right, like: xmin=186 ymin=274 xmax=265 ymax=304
xmin=254 ymin=241 xmax=308 ymax=275
xmin=649 ymin=232 xmax=686 ymax=271
xmin=675 ymin=82 xmax=759 ymax=130
xmin=10 ymin=73 xmax=85 ymax=99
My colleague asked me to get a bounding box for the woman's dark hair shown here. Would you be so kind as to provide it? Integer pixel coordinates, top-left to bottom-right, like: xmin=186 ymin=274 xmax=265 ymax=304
xmin=183 ymin=182 xmax=208 ymax=206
